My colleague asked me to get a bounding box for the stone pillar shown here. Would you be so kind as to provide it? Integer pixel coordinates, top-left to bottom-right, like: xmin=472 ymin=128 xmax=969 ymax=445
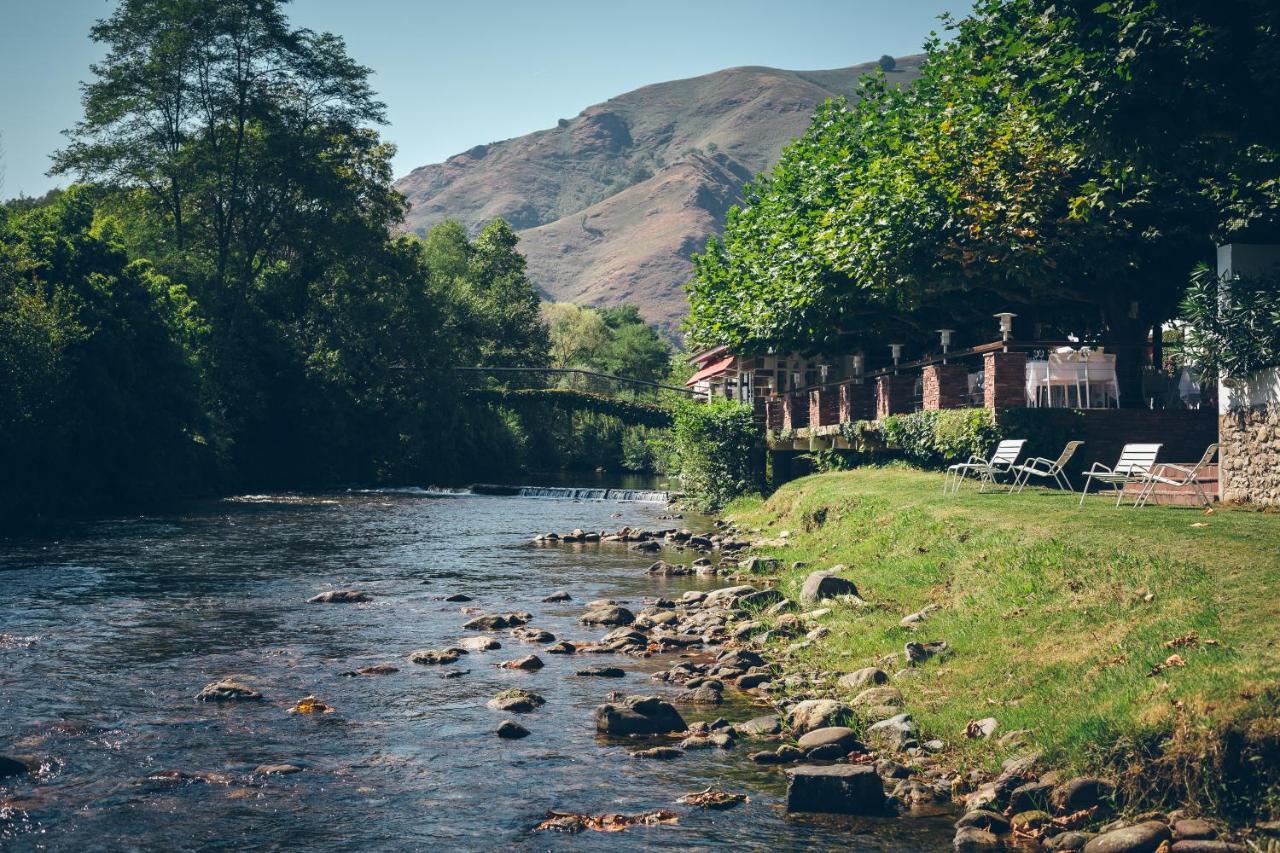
xmin=983 ymin=351 xmax=1028 ymax=411
xmin=922 ymin=364 xmax=970 ymax=410
xmin=840 ymin=382 xmax=874 ymax=423
xmin=809 ymin=387 xmax=841 ymax=427
xmin=875 ymin=375 xmax=915 ymax=419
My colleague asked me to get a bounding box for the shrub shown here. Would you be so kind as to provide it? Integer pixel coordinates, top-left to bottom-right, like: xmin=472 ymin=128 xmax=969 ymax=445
xmin=1181 ymin=263 xmax=1280 ymax=381
xmin=878 ymin=409 xmax=999 ymax=468
xmin=671 ymin=398 xmax=761 ymax=510
xmin=878 ymin=54 xmax=897 ymax=72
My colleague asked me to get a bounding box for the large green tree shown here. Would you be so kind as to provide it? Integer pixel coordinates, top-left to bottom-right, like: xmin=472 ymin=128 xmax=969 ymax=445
xmin=688 ymin=0 xmax=1280 ymax=403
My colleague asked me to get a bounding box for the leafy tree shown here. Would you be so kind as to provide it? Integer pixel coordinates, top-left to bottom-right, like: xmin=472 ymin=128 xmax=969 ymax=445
xmin=1181 ymin=264 xmax=1280 ymax=380
xmin=543 ymin=302 xmax=609 ymax=369
xmin=878 ymin=54 xmax=896 ymax=72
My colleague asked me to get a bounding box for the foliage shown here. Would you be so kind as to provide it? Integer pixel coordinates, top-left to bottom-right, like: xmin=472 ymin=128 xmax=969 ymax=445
xmin=671 ymin=398 xmax=761 ymax=511
xmin=687 ymin=0 xmax=1280 ymax=402
xmin=1181 ymin=264 xmax=1280 ymax=380
xmin=877 ymin=54 xmax=896 ymax=72
xmin=542 ymin=301 xmax=672 ymax=385
xmin=878 ymin=409 xmax=1000 ymax=468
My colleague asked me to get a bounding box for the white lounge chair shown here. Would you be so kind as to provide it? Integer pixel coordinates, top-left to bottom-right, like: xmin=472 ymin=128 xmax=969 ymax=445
xmin=1008 ymin=441 xmax=1085 ymax=493
xmin=1134 ymin=443 xmax=1218 ymax=509
xmin=1079 ymin=443 xmax=1162 ymax=507
xmin=944 ymin=439 xmax=1026 ymax=494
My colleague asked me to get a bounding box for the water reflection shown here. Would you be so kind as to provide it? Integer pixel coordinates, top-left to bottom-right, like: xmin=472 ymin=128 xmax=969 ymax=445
xmin=0 ymin=491 xmax=954 ymax=850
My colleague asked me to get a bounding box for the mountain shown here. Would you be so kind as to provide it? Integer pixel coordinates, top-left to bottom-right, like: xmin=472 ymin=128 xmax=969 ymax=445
xmin=394 ymin=56 xmax=924 ymax=332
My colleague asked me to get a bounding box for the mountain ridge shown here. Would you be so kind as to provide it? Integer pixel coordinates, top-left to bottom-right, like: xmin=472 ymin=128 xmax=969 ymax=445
xmin=394 ymin=55 xmax=925 ymax=331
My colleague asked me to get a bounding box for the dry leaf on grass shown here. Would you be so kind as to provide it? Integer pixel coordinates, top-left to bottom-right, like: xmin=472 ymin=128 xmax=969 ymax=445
xmin=1148 ymin=654 xmax=1187 ymax=677
xmin=1190 ymin=522 xmax=1209 ymax=528
xmin=535 ymin=810 xmax=679 ymax=833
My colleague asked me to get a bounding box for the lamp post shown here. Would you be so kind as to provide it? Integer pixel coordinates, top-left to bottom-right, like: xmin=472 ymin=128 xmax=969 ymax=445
xmin=890 ymin=343 xmax=903 ymax=374
xmin=994 ymin=312 xmax=1017 ymax=349
xmin=852 ymin=353 xmax=864 ymax=383
xmin=937 ymin=329 xmax=954 ymax=363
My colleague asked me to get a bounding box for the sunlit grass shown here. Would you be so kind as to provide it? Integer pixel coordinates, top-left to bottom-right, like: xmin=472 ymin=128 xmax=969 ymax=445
xmin=726 ymin=468 xmax=1280 ymax=794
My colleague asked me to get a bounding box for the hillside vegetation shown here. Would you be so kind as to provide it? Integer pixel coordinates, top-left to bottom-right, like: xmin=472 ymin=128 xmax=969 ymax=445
xmin=725 ymin=468 xmax=1280 ymax=819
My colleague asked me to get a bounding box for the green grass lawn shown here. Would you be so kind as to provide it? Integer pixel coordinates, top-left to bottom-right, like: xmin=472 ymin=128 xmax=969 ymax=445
xmin=724 ymin=466 xmax=1280 ymax=819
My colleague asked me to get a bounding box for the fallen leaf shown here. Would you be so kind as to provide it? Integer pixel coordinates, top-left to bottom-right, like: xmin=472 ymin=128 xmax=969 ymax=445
xmin=1190 ymin=522 xmax=1208 ymax=528
xmin=1148 ymin=654 xmax=1187 ymax=677
xmin=1164 ymin=632 xmax=1199 ymax=649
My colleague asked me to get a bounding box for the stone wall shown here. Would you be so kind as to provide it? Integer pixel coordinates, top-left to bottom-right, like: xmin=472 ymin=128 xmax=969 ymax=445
xmin=1219 ymin=402 xmax=1280 ymax=505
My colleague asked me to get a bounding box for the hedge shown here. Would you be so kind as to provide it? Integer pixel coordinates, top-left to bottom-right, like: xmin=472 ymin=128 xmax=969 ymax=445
xmin=672 ymin=398 xmax=762 ymax=510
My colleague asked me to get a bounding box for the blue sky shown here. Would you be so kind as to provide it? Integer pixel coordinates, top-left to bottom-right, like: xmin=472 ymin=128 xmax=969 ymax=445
xmin=0 ymin=0 xmax=972 ymax=198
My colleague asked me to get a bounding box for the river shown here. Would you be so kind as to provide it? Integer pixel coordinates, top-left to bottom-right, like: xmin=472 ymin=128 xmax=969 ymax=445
xmin=0 ymin=489 xmax=955 ymax=850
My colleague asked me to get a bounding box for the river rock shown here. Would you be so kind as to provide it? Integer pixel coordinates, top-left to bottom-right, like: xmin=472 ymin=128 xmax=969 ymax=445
xmin=195 ymin=679 xmax=263 ymax=702
xmin=579 ymin=605 xmax=635 ymax=626
xmin=353 ymin=663 xmax=399 ymax=676
xmin=852 ymin=686 xmax=904 ymax=709
xmin=677 ymin=684 xmax=723 ymax=705
xmin=458 ymin=636 xmax=501 ymax=651
xmin=408 ymin=648 xmax=461 ymax=665
xmin=1083 ymin=821 xmax=1171 ymax=853
xmin=631 ymin=746 xmax=683 ymax=760
xmin=1052 ymin=777 xmax=1116 ymax=814
xmin=1173 ymin=820 xmax=1216 ymax=841
xmin=511 ymin=627 xmax=555 ymax=643
xmin=498 ymin=654 xmax=543 ymax=671
xmin=443 ymin=593 xmax=473 ymax=602
xmin=800 ymin=569 xmax=860 ymax=605
xmin=487 ymin=688 xmax=545 ymax=713
xmin=594 ymin=695 xmax=686 ymax=735
xmin=496 ymin=720 xmax=530 ymax=739
xmin=1009 ymin=781 xmax=1055 ymax=812
xmin=1169 ymin=842 xmax=1246 ymax=852
xmin=785 ymin=764 xmax=886 ymax=815
xmin=956 ymin=810 xmax=1011 ymax=833
xmin=576 ymin=666 xmax=625 ymax=678
xmin=541 ymin=591 xmax=572 ymax=602
xmin=0 ymin=756 xmax=29 ymax=778
xmin=739 ymin=588 xmax=785 ymax=609
xmin=1011 ymin=810 xmax=1053 ymax=831
xmin=255 ymin=763 xmax=303 ymax=775
xmin=905 ymin=640 xmax=949 ymax=665
xmin=954 ymin=826 xmax=1003 ymax=850
xmin=787 ymin=699 xmax=852 ymax=735
xmin=838 ymin=667 xmax=889 ymax=691
xmin=1046 ymin=832 xmax=1092 ymax=851
xmin=703 ymin=585 xmax=756 ymax=607
xmin=796 ymin=726 xmax=862 ymax=753
xmin=967 ymin=717 xmax=999 ymax=739
xmin=463 ymin=614 xmax=512 ymax=631
xmin=866 ymin=714 xmax=918 ymax=750
xmin=308 ymin=589 xmax=372 ymax=604
xmin=544 ymin=640 xmax=576 ymax=654
xmin=737 ymin=715 xmax=782 ymax=737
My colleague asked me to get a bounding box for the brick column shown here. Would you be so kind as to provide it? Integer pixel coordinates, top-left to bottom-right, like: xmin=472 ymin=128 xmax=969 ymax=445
xmin=922 ymin=363 xmax=970 ymax=410
xmin=809 ymin=387 xmax=840 ymax=427
xmin=782 ymin=394 xmax=810 ymax=430
xmin=876 ymin=375 xmax=915 ymax=419
xmin=840 ymin=382 xmax=874 ymax=422
xmin=983 ymin=351 xmax=1028 ymax=410
xmin=765 ymin=399 xmax=783 ymax=431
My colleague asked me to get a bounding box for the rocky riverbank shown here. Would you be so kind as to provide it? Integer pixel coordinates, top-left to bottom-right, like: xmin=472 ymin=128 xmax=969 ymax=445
xmin=520 ymin=518 xmax=1274 ymax=850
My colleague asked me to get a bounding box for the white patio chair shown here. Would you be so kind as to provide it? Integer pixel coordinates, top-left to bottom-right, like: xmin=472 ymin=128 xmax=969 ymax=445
xmin=1008 ymin=441 xmax=1085 ymax=493
xmin=1135 ymin=443 xmax=1218 ymax=509
xmin=1042 ymin=351 xmax=1081 ymax=408
xmin=944 ymin=439 xmax=1026 ymax=494
xmin=1079 ymin=443 xmax=1162 ymax=507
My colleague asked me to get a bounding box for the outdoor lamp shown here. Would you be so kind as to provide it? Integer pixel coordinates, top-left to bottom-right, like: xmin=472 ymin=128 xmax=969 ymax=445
xmin=994 ymin=312 xmax=1017 ymax=342
xmin=937 ymin=329 xmax=954 ymax=361
xmin=852 ymin=353 xmax=864 ymax=381
xmin=890 ymin=343 xmax=903 ymax=373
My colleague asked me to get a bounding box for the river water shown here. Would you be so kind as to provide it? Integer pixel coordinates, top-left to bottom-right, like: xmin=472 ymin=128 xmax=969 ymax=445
xmin=0 ymin=490 xmax=955 ymax=851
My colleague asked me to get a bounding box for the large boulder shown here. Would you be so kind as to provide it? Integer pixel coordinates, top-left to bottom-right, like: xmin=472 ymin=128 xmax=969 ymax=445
xmin=787 ymin=699 xmax=852 ymax=735
xmin=785 ymin=764 xmax=886 ymax=815
xmin=851 ymin=686 xmax=904 ymax=709
xmin=195 ymin=679 xmax=263 ymax=702
xmin=487 ymin=688 xmax=545 ymax=713
xmin=703 ymin=585 xmax=757 ymax=607
xmin=1083 ymin=822 xmax=1172 ymax=853
xmin=408 ymin=648 xmax=461 ymax=665
xmin=866 ymin=713 xmax=919 ymax=750
xmin=954 ymin=826 xmax=1004 ymax=850
xmin=594 ymin=695 xmax=686 ymax=735
xmin=800 ymin=569 xmax=860 ymax=605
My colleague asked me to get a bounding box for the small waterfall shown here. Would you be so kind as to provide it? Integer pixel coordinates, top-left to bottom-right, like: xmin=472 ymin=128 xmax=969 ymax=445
xmin=603 ymin=489 xmax=669 ymax=503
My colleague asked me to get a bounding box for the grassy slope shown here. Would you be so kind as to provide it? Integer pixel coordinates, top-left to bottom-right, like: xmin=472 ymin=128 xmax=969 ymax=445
xmin=725 ymin=466 xmax=1280 ymax=816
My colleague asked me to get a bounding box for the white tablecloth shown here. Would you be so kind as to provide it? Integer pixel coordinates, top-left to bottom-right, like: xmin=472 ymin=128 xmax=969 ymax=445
xmin=1025 ymin=355 xmax=1119 ymax=407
